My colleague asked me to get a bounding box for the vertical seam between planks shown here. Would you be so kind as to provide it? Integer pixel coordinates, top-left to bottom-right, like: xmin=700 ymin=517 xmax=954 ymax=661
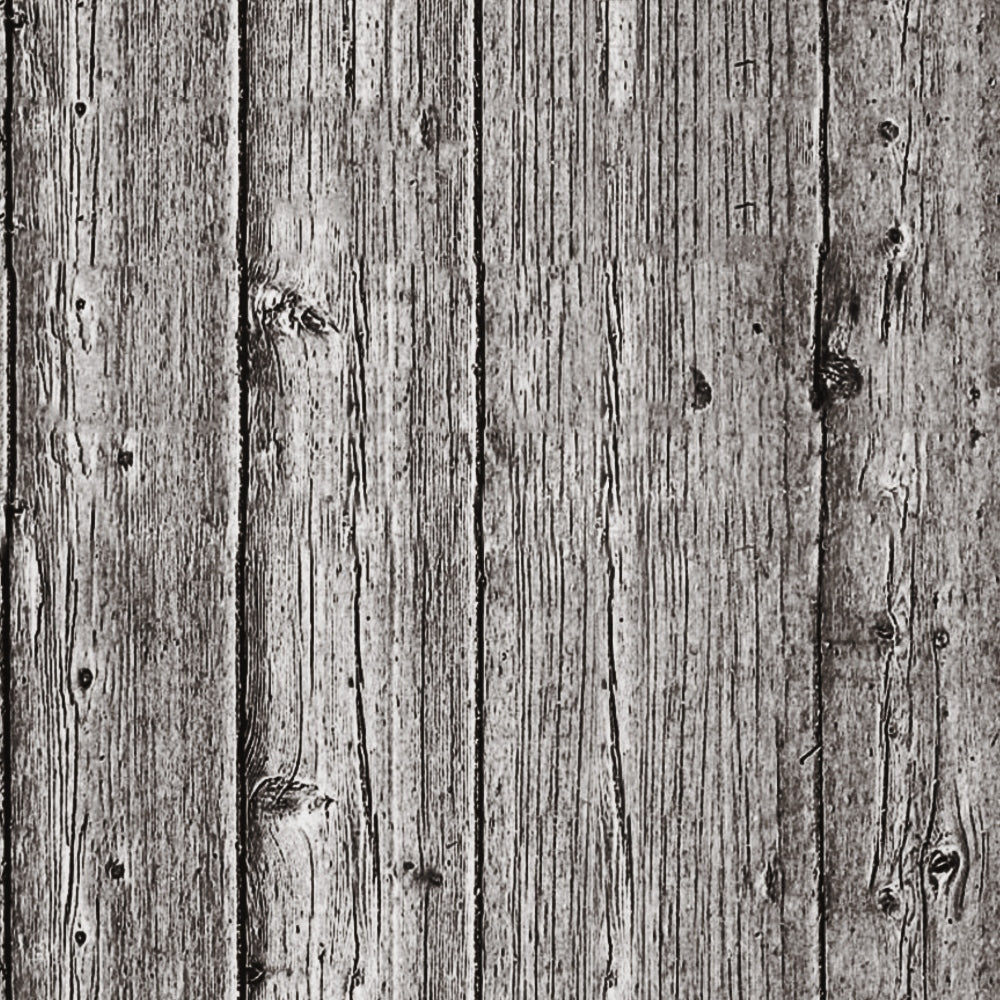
xmin=235 ymin=0 xmax=250 ymax=992
xmin=811 ymin=0 xmax=831 ymax=995
xmin=1 ymin=3 xmax=15 ymax=997
xmin=471 ymin=0 xmax=486 ymax=994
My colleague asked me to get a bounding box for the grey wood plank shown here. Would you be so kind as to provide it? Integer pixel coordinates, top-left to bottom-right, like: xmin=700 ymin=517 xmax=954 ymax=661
xmin=7 ymin=2 xmax=239 ymax=996
xmin=243 ymin=2 xmax=473 ymax=995
xmin=0 ymin=22 xmax=7 ymax=995
xmin=821 ymin=1 xmax=1000 ymax=995
xmin=481 ymin=0 xmax=825 ymax=995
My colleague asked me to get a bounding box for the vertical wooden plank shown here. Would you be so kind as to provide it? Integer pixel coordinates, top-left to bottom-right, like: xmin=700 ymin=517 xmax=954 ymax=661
xmin=8 ymin=1 xmax=238 ymax=996
xmin=604 ymin=0 xmax=828 ymax=988
xmin=244 ymin=1 xmax=472 ymax=994
xmin=822 ymin=0 xmax=1000 ymax=995
xmin=480 ymin=2 xmax=613 ymax=993
xmin=0 ymin=13 xmax=8 ymax=995
xmin=483 ymin=0 xmax=825 ymax=996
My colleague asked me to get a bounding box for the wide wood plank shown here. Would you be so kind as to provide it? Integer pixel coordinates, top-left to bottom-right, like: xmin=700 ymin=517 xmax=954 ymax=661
xmin=243 ymin=2 xmax=473 ymax=994
xmin=821 ymin=0 xmax=1000 ymax=995
xmin=482 ymin=0 xmax=824 ymax=995
xmin=8 ymin=2 xmax=238 ymax=995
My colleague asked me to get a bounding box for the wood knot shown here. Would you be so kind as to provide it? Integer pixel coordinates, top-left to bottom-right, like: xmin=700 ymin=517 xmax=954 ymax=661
xmin=419 ymin=105 xmax=440 ymax=149
xmin=815 ymin=352 xmax=864 ymax=408
xmin=691 ymin=366 xmax=712 ymax=410
xmin=927 ymin=848 xmax=960 ymax=895
xmin=878 ymin=119 xmax=900 ymax=142
xmin=881 ymin=224 xmax=910 ymax=256
xmin=403 ymin=862 xmax=444 ymax=888
xmin=871 ymin=613 xmax=897 ymax=646
xmin=106 ymin=859 xmax=125 ymax=880
xmin=764 ymin=856 xmax=781 ymax=903
xmin=250 ymin=776 xmax=332 ymax=818
xmin=876 ymin=885 xmax=900 ymax=915
xmin=932 ymin=628 xmax=950 ymax=650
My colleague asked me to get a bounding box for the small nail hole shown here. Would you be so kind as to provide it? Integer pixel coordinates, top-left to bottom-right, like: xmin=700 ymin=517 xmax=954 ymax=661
xmin=887 ymin=226 xmax=904 ymax=246
xmin=933 ymin=628 xmax=950 ymax=649
xmin=117 ymin=449 xmax=133 ymax=470
xmin=78 ymin=667 xmax=94 ymax=690
xmin=74 ymin=930 xmax=87 ymax=946
xmin=75 ymin=298 xmax=86 ymax=312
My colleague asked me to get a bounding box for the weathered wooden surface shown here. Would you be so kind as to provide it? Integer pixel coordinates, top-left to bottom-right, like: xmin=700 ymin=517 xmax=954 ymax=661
xmin=6 ymin=2 xmax=238 ymax=996
xmin=481 ymin=0 xmax=826 ymax=995
xmin=3 ymin=0 xmax=1000 ymax=997
xmin=820 ymin=1 xmax=1000 ymax=997
xmin=243 ymin=1 xmax=472 ymax=995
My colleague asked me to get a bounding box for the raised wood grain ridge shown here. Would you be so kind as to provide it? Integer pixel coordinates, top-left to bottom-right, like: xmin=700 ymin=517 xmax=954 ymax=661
xmin=0 ymin=0 xmax=998 ymax=997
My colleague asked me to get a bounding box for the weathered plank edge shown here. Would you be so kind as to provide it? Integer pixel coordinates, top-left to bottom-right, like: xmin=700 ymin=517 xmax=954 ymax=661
xmin=1 ymin=3 xmax=14 ymax=997
xmin=236 ymin=0 xmax=250 ymax=994
xmin=471 ymin=0 xmax=487 ymax=996
xmin=813 ymin=0 xmax=832 ymax=996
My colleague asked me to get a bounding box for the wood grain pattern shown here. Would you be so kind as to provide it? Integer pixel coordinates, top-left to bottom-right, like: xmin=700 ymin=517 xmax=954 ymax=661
xmin=7 ymin=2 xmax=239 ymax=996
xmin=480 ymin=7 xmax=615 ymax=995
xmin=3 ymin=0 xmax=1000 ymax=996
xmin=821 ymin=1 xmax=1000 ymax=996
xmin=243 ymin=1 xmax=473 ymax=995
xmin=481 ymin=0 xmax=825 ymax=995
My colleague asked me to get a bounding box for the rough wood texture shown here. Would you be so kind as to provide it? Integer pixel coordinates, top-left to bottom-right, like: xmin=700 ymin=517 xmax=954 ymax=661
xmin=481 ymin=0 xmax=824 ymax=995
xmin=4 ymin=0 xmax=1000 ymax=997
xmin=820 ymin=1 xmax=1000 ymax=997
xmin=7 ymin=2 xmax=238 ymax=996
xmin=243 ymin=1 xmax=472 ymax=995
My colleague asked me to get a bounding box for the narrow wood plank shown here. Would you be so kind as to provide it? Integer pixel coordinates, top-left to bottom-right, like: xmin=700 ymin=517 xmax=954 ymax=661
xmin=821 ymin=1 xmax=1000 ymax=995
xmin=244 ymin=2 xmax=473 ymax=994
xmin=480 ymin=5 xmax=615 ymax=992
xmin=8 ymin=3 xmax=238 ymax=995
xmin=0 ymin=18 xmax=8 ymax=994
xmin=482 ymin=0 xmax=825 ymax=995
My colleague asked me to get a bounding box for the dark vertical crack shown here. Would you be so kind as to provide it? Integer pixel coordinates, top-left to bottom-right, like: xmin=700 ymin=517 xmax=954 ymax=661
xmin=880 ymin=261 xmax=894 ymax=345
xmin=918 ymin=636 xmax=945 ymax=1000
xmin=343 ymin=0 xmax=356 ymax=104
xmin=811 ymin=0 xmax=831 ymax=995
xmin=603 ymin=260 xmax=633 ymax=922
xmin=235 ymin=0 xmax=250 ymax=993
xmin=349 ymin=262 xmax=379 ymax=935
xmin=1 ymin=4 xmax=15 ymax=998
xmin=471 ymin=0 xmax=486 ymax=992
xmin=605 ymin=557 xmax=634 ymax=911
